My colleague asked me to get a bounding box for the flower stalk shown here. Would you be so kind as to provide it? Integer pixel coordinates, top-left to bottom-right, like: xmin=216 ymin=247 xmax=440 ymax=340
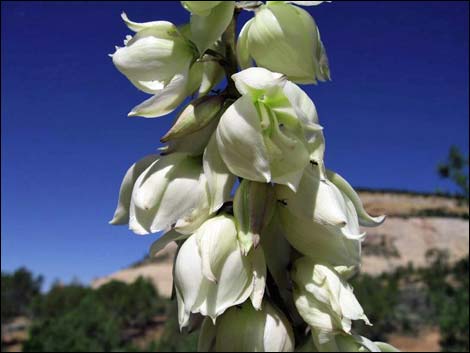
xmin=109 ymin=2 xmax=400 ymax=352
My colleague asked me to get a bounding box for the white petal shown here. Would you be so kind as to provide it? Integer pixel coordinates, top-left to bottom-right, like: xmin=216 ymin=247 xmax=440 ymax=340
xmin=173 ymin=175 xmax=211 ymax=235
xmin=181 ymin=1 xmax=223 ymax=16
xmin=183 ymin=216 xmax=254 ymax=322
xmin=195 ymin=216 xmax=239 ymax=282
xmin=250 ymin=247 xmax=267 ymax=310
xmin=174 ymin=235 xmax=204 ymax=328
xmin=258 ymin=102 xmax=310 ymax=190
xmin=112 ymin=25 xmax=193 ymax=84
xmin=326 ymin=169 xmax=386 ymax=227
xmin=128 ymin=71 xmax=189 ymax=118
xmin=214 ymin=301 xmax=294 ymax=352
xmin=293 ymin=259 xmax=370 ymax=334
xmin=279 ymin=208 xmax=362 ymax=267
xmin=282 ymin=81 xmax=323 ymax=142
xmin=121 ymin=12 xmax=171 ymax=32
xmin=198 ymin=59 xmax=225 ymax=96
xmin=236 ymin=19 xmax=254 ymax=69
xmin=203 ymin=133 xmax=236 ymax=213
xmin=149 ymin=229 xmax=188 ymax=258
xmin=216 ymin=96 xmax=271 ymax=182
xmin=109 ymin=154 xmax=159 ymax=225
xmin=129 ymin=154 xmax=205 ymax=234
xmin=232 ymin=67 xmax=286 ymax=98
xmin=190 ymin=1 xmax=235 ymax=54
xmin=248 ymin=4 xmax=318 ymax=83
xmin=276 ymin=165 xmax=350 ymax=228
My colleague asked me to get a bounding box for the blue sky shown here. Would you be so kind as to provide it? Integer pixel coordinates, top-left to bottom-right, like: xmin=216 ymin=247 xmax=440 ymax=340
xmin=1 ymin=1 xmax=468 ymax=287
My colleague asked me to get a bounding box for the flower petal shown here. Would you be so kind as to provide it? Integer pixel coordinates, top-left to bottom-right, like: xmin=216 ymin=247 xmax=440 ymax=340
xmin=181 ymin=1 xmax=223 ymax=16
xmin=149 ymin=229 xmax=188 ymax=258
xmin=174 ymin=235 xmax=205 ymax=328
xmin=128 ymin=71 xmax=189 ymax=118
xmin=121 ymin=12 xmax=169 ymax=32
xmin=279 ymin=208 xmax=362 ymax=267
xmin=250 ymin=247 xmax=267 ymax=310
xmin=129 ymin=154 xmax=206 ymax=234
xmin=248 ymin=3 xmax=318 ymax=83
xmin=216 ymin=96 xmax=271 ymax=182
xmin=109 ymin=154 xmax=159 ymax=225
xmin=236 ymin=19 xmax=254 ymax=69
xmin=190 ymin=1 xmax=235 ymax=55
xmin=232 ymin=67 xmax=286 ymax=98
xmin=203 ymin=133 xmax=236 ymax=213
xmin=276 ymin=164 xmax=350 ymax=228
xmin=112 ymin=24 xmax=193 ymax=84
xmin=326 ymin=169 xmax=386 ymax=227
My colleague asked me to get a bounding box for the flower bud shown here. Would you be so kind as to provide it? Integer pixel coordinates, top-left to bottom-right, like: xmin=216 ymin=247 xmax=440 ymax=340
xmin=174 ymin=215 xmax=266 ymax=328
xmin=161 ymin=96 xmax=225 ymax=142
xmin=237 ymin=3 xmax=330 ymax=84
xmin=234 ymin=179 xmax=276 ymax=254
xmin=292 ymin=259 xmax=371 ymax=337
xmin=198 ymin=301 xmax=295 ymax=352
xmin=216 ymin=68 xmax=315 ymax=190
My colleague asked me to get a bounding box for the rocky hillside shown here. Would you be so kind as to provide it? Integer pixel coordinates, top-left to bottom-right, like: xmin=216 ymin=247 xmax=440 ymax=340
xmin=92 ymin=191 xmax=469 ymax=297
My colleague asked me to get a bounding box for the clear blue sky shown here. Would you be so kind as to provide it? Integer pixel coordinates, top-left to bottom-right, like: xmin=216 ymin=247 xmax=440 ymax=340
xmin=1 ymin=1 xmax=468 ymax=287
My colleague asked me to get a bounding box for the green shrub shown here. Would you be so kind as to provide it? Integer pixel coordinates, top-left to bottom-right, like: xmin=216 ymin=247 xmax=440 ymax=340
xmin=24 ymin=295 xmax=121 ymax=352
xmin=1 ymin=268 xmax=43 ymax=322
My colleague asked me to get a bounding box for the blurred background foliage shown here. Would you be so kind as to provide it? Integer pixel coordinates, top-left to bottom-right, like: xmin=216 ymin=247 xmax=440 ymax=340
xmin=1 ymin=250 xmax=468 ymax=352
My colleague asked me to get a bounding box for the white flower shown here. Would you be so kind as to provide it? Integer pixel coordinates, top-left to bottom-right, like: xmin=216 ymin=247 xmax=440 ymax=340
xmin=276 ymin=164 xmax=365 ymax=267
xmin=198 ymin=301 xmax=295 ymax=352
xmin=109 ymin=153 xmax=232 ymax=235
xmin=182 ymin=1 xmax=235 ymax=54
xmin=174 ymin=215 xmax=266 ymax=328
xmin=292 ymin=259 xmax=371 ymax=340
xmin=112 ymin=13 xmax=200 ymax=118
xmin=237 ymin=2 xmax=330 ymax=83
xmin=215 ymin=68 xmax=323 ymax=190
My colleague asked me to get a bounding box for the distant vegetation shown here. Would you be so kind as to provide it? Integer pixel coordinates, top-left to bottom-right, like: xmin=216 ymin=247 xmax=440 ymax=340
xmin=2 ymin=250 xmax=468 ymax=352
xmin=1 ymin=272 xmax=195 ymax=352
xmin=437 ymin=145 xmax=469 ymax=202
xmin=352 ymin=250 xmax=469 ymax=352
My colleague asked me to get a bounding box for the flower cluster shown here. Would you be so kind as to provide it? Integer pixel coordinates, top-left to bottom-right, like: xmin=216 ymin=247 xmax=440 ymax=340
xmin=110 ymin=1 xmax=399 ymax=352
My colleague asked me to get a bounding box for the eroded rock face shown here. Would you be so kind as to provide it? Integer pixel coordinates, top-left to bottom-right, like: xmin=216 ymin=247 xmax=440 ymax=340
xmin=358 ymin=191 xmax=468 ymax=218
xmin=93 ymin=192 xmax=469 ymax=297
xmin=361 ymin=216 xmax=469 ymax=275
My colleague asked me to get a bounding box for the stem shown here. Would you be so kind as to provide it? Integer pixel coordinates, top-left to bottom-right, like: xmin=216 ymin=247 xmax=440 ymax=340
xmin=221 ymin=9 xmax=241 ymax=99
